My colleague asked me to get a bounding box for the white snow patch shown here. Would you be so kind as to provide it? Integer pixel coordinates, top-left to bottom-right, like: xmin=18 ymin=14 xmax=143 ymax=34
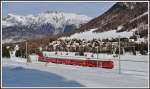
xmin=61 ymin=29 xmax=133 ymax=40
xmin=2 ymin=38 xmax=25 ymax=44
xmin=131 ymin=28 xmax=137 ymax=32
xmin=117 ymin=25 xmax=124 ymax=31
xmin=2 ymin=39 xmax=14 ymax=44
xmin=135 ymin=38 xmax=146 ymax=43
xmin=130 ymin=11 xmax=148 ymax=23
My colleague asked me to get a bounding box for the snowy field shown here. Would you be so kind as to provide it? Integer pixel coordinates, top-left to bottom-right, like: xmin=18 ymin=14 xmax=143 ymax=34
xmin=2 ymin=52 xmax=149 ymax=87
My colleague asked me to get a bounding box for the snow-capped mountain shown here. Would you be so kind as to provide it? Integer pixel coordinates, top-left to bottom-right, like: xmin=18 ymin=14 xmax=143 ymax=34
xmin=2 ymin=11 xmax=91 ymax=44
xmin=61 ymin=2 xmax=148 ymax=42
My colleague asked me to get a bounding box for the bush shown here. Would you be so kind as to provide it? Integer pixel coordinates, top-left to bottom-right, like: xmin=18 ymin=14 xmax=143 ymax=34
xmin=15 ymin=48 xmax=26 ymax=58
xmin=2 ymin=47 xmax=10 ymax=58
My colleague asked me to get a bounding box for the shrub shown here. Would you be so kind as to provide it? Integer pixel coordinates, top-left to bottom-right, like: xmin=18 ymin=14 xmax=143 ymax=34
xmin=2 ymin=47 xmax=10 ymax=58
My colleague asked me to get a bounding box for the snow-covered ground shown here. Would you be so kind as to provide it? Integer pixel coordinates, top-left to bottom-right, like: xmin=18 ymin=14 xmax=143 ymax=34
xmin=2 ymin=52 xmax=149 ymax=87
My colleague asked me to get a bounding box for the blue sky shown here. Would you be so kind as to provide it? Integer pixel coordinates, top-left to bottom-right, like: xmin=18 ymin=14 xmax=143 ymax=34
xmin=2 ymin=2 xmax=116 ymax=18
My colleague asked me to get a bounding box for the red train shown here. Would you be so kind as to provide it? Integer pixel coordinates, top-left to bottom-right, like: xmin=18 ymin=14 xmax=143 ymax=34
xmin=38 ymin=55 xmax=114 ymax=69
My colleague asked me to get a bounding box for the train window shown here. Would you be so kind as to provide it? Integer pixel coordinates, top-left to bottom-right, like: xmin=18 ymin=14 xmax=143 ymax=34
xmin=90 ymin=60 xmax=97 ymax=64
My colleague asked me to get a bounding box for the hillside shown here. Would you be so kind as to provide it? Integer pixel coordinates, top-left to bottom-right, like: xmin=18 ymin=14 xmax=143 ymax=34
xmin=61 ymin=2 xmax=148 ymax=40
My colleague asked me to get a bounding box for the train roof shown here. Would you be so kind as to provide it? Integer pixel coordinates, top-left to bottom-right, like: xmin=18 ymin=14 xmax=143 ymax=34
xmin=43 ymin=55 xmax=111 ymax=61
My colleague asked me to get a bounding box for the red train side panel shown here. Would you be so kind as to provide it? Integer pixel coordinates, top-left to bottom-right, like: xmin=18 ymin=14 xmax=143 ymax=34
xmin=38 ymin=56 xmax=114 ymax=69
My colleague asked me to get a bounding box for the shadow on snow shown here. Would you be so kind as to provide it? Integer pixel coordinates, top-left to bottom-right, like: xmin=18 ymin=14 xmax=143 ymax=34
xmin=2 ymin=66 xmax=84 ymax=87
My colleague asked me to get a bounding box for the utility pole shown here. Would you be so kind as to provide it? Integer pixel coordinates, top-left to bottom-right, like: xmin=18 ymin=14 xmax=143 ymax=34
xmin=97 ymin=46 xmax=99 ymax=59
xmin=118 ymin=35 xmax=121 ymax=74
xmin=26 ymin=41 xmax=31 ymax=64
xmin=137 ymin=29 xmax=140 ymax=54
xmin=96 ymin=46 xmax=99 ymax=67
xmin=26 ymin=42 xmax=28 ymax=58
xmin=21 ymin=48 xmax=23 ymax=58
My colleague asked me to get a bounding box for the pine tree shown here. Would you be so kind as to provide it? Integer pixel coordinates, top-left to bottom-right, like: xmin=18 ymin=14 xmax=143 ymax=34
xmin=15 ymin=48 xmax=26 ymax=58
xmin=2 ymin=46 xmax=10 ymax=58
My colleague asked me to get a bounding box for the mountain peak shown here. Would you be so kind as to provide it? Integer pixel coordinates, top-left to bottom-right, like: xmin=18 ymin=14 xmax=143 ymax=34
xmin=2 ymin=11 xmax=91 ymax=43
xmin=44 ymin=10 xmax=63 ymax=14
xmin=3 ymin=12 xmax=91 ymax=27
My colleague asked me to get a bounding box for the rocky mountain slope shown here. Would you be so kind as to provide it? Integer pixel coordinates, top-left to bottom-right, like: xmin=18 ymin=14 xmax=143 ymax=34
xmin=62 ymin=2 xmax=148 ymax=41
